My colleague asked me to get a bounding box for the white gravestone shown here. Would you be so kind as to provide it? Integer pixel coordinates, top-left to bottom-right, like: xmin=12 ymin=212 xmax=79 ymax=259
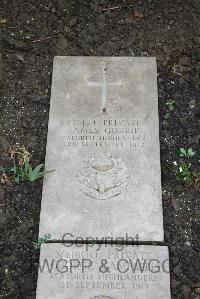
xmin=36 ymin=244 xmax=171 ymax=299
xmin=39 ymin=57 xmax=163 ymax=241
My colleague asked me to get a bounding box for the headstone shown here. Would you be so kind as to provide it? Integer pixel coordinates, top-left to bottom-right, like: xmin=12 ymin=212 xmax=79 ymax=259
xmin=36 ymin=243 xmax=171 ymax=299
xmin=39 ymin=57 xmax=163 ymax=241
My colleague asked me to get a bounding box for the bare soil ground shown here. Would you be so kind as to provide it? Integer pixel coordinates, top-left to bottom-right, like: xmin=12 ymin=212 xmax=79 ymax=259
xmin=0 ymin=0 xmax=200 ymax=298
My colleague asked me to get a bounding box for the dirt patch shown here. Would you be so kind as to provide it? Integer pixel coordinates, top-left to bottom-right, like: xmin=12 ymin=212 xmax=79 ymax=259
xmin=0 ymin=0 xmax=200 ymax=298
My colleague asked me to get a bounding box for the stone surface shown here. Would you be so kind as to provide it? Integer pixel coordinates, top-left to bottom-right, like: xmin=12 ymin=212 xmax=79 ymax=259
xmin=39 ymin=57 xmax=163 ymax=241
xmin=36 ymin=244 xmax=171 ymax=299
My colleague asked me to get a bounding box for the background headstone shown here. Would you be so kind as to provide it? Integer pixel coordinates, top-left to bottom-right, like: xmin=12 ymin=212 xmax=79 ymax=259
xmin=36 ymin=243 xmax=171 ymax=299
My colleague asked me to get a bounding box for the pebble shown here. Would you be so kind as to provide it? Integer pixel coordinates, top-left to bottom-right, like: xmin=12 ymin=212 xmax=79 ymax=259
xmin=5 ymin=268 xmax=9 ymax=274
xmin=184 ymin=241 xmax=191 ymax=246
xmin=64 ymin=26 xmax=70 ymax=33
xmin=189 ymin=100 xmax=196 ymax=109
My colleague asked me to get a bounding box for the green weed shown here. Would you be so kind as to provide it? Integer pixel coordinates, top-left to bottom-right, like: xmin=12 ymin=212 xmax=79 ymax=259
xmin=0 ymin=146 xmax=55 ymax=184
xmin=33 ymin=234 xmax=51 ymax=249
xmin=174 ymin=146 xmax=199 ymax=190
xmin=179 ymin=147 xmax=196 ymax=158
xmin=176 ymin=162 xmax=200 ymax=190
xmin=164 ymin=100 xmax=175 ymax=119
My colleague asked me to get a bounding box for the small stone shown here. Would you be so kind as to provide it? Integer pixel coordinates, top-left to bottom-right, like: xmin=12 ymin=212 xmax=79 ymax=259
xmin=5 ymin=268 xmax=9 ymax=274
xmin=189 ymin=100 xmax=196 ymax=109
xmin=64 ymin=26 xmax=70 ymax=33
xmin=184 ymin=241 xmax=191 ymax=246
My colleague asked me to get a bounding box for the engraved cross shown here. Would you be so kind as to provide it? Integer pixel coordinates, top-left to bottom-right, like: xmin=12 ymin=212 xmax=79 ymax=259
xmin=88 ymin=66 xmax=122 ymax=114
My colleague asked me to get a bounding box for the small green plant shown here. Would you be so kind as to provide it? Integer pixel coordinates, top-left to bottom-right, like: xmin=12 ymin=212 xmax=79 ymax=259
xmin=33 ymin=234 xmax=51 ymax=249
xmin=176 ymin=162 xmax=200 ymax=190
xmin=11 ymin=160 xmax=49 ymax=183
xmin=179 ymin=147 xmax=196 ymax=158
xmin=0 ymin=146 xmax=55 ymax=184
xmin=174 ymin=147 xmax=199 ymax=190
xmin=164 ymin=100 xmax=175 ymax=119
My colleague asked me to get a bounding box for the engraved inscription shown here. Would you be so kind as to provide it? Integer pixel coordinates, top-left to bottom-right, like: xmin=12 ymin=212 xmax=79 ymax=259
xmin=65 ymin=118 xmax=149 ymax=149
xmin=45 ymin=247 xmax=165 ymax=294
xmin=77 ymin=153 xmax=129 ymax=200
xmin=88 ymin=296 xmax=116 ymax=299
